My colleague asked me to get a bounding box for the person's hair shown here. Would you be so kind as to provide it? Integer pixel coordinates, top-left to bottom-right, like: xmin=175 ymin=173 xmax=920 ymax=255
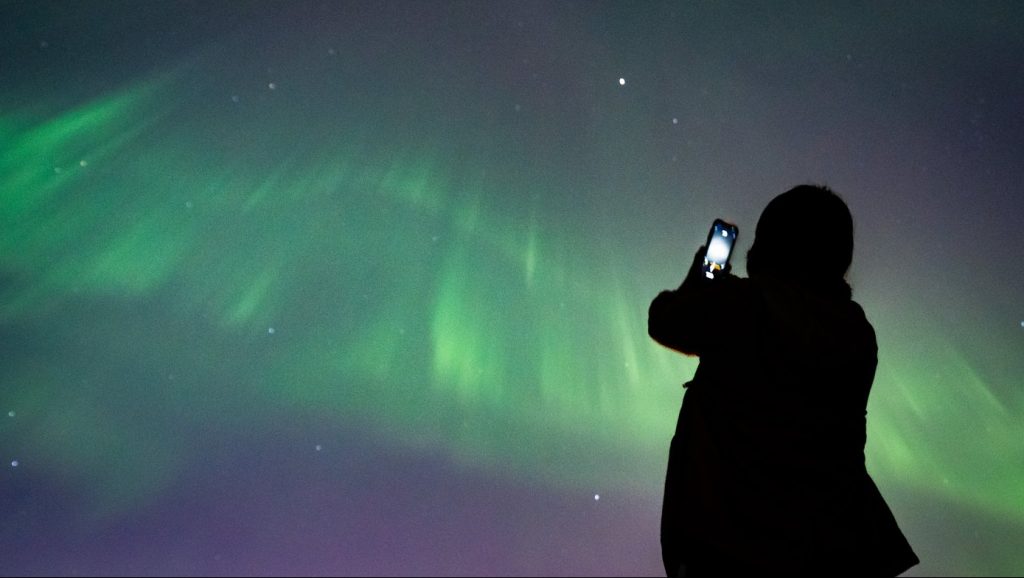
xmin=746 ymin=184 xmax=854 ymax=300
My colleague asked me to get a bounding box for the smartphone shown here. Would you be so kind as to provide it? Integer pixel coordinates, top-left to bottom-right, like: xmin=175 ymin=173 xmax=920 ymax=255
xmin=702 ymin=219 xmax=739 ymax=280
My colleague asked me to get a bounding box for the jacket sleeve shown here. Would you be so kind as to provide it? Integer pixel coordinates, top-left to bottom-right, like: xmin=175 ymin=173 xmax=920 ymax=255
xmin=648 ymin=260 xmax=747 ymax=357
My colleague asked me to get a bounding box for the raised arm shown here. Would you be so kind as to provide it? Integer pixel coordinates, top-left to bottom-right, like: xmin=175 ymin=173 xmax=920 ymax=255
xmin=648 ymin=246 xmax=745 ymax=357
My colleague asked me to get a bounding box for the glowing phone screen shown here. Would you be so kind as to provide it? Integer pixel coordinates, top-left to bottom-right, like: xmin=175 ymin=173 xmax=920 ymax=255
xmin=703 ymin=221 xmax=737 ymax=280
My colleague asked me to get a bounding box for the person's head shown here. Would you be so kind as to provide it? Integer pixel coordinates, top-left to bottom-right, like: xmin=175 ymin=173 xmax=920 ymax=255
xmin=746 ymin=185 xmax=854 ymax=300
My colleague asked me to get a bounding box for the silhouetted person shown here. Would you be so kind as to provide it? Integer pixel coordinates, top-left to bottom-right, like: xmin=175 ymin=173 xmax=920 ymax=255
xmin=649 ymin=185 xmax=919 ymax=576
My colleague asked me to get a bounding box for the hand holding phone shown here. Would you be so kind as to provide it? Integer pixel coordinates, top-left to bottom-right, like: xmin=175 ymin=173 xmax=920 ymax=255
xmin=701 ymin=219 xmax=739 ymax=281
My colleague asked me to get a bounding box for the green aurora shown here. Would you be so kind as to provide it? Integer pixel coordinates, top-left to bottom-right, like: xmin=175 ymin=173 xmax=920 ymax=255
xmin=3 ymin=69 xmax=1022 ymax=524
xmin=2 ymin=5 xmax=1023 ymax=574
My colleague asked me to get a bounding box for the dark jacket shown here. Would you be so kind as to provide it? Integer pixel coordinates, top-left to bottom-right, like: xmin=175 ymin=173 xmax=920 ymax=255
xmin=649 ymin=265 xmax=919 ymax=576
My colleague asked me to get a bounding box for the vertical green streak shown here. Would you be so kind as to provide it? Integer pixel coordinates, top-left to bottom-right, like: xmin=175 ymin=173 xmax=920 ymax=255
xmin=431 ymin=242 xmax=510 ymax=407
xmin=869 ymin=320 xmax=1024 ymax=522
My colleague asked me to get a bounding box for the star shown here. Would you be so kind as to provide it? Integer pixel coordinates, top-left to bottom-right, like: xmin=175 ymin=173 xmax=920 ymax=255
xmin=618 ymin=78 xmax=626 ymax=86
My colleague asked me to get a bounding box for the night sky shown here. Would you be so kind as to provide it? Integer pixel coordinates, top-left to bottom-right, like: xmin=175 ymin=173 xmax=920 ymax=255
xmin=1 ymin=2 xmax=1023 ymax=576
